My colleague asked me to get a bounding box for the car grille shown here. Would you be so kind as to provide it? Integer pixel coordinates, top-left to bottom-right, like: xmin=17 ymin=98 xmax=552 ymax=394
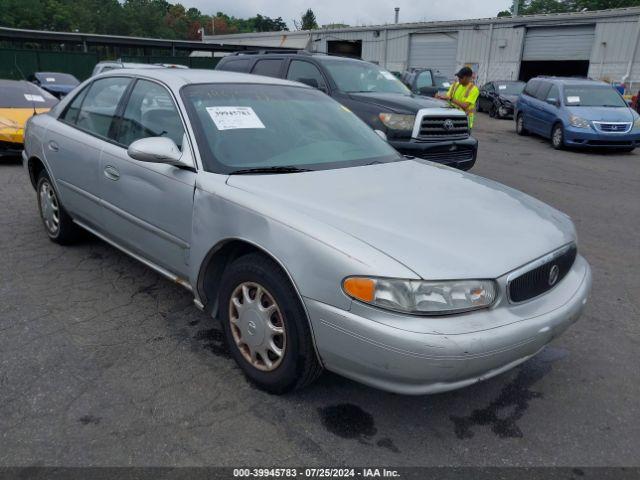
xmin=418 ymin=116 xmax=469 ymax=140
xmin=508 ymin=244 xmax=577 ymax=303
xmin=593 ymin=122 xmax=632 ymax=133
xmin=415 ymin=149 xmax=474 ymax=162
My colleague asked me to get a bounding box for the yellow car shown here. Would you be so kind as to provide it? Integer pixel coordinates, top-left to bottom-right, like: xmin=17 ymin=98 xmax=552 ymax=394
xmin=0 ymin=79 xmax=58 ymax=157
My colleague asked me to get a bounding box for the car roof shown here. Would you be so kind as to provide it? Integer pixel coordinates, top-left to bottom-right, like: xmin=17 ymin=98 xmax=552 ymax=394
xmin=96 ymin=68 xmax=312 ymax=89
xmin=533 ymin=76 xmax=607 ymax=86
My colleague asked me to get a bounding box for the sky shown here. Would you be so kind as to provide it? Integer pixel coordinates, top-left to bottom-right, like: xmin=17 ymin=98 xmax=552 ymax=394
xmin=183 ymin=0 xmax=514 ymax=29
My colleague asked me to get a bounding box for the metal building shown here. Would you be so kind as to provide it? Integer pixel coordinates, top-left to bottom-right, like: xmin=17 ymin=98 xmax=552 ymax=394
xmin=203 ymin=7 xmax=640 ymax=89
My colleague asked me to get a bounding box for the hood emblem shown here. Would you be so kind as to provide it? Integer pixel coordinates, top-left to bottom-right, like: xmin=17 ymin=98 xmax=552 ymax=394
xmin=443 ymin=119 xmax=455 ymax=130
xmin=548 ymin=264 xmax=560 ymax=286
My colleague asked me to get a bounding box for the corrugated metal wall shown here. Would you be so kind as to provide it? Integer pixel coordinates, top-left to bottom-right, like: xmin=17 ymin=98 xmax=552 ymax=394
xmin=523 ymin=25 xmax=595 ymax=61
xmin=408 ymin=33 xmax=458 ymax=76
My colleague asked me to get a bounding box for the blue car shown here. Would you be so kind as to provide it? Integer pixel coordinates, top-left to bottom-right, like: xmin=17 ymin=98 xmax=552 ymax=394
xmin=515 ymin=77 xmax=640 ymax=152
xmin=28 ymin=72 xmax=80 ymax=99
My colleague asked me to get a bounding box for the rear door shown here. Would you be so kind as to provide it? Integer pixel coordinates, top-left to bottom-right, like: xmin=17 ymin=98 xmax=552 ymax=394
xmin=45 ymin=76 xmax=131 ymax=228
xmin=529 ymin=81 xmax=552 ymax=136
xmin=99 ymin=78 xmax=196 ymax=278
xmin=285 ymin=59 xmax=328 ymax=92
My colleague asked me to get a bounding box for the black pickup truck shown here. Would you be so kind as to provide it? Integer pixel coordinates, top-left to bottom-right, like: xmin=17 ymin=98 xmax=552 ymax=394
xmin=216 ymin=52 xmax=478 ymax=171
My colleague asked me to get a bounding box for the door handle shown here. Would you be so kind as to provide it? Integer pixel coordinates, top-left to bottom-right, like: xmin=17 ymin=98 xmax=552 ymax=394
xmin=103 ymin=165 xmax=120 ymax=181
xmin=48 ymin=141 xmax=59 ymax=152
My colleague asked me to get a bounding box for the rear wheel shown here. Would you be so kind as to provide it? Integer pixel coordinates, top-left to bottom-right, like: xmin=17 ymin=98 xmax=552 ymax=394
xmin=218 ymin=253 xmax=322 ymax=394
xmin=516 ymin=113 xmax=528 ymax=135
xmin=36 ymin=171 xmax=81 ymax=244
xmin=551 ymin=124 xmax=565 ymax=150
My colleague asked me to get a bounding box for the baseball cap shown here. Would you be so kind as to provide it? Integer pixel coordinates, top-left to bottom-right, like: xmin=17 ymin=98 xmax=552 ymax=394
xmin=455 ymin=66 xmax=473 ymax=78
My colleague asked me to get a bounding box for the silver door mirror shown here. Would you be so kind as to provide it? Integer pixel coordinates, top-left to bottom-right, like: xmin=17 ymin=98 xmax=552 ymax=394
xmin=374 ymin=130 xmax=388 ymax=141
xmin=127 ymin=137 xmax=183 ymax=165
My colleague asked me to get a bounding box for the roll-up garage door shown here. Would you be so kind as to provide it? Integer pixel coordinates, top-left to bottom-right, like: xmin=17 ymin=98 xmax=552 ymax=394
xmin=408 ymin=33 xmax=458 ymax=76
xmin=523 ymin=25 xmax=595 ymax=61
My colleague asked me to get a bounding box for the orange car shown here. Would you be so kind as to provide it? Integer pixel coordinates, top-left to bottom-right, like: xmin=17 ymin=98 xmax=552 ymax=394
xmin=0 ymin=79 xmax=58 ymax=157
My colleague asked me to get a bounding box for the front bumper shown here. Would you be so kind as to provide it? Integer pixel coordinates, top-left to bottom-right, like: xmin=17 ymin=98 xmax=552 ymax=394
xmin=0 ymin=129 xmax=24 ymax=156
xmin=389 ymin=136 xmax=478 ymax=171
xmin=564 ymin=125 xmax=640 ymax=148
xmin=497 ymin=104 xmax=515 ymax=118
xmin=305 ymin=254 xmax=591 ymax=395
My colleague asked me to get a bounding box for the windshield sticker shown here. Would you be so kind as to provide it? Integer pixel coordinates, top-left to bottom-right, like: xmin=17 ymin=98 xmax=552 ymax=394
xmin=567 ymin=96 xmax=581 ymax=104
xmin=46 ymin=77 xmax=56 ymax=82
xmin=206 ymin=106 xmax=266 ymax=130
xmin=498 ymin=85 xmax=507 ymax=90
xmin=24 ymin=94 xmax=45 ymax=102
xmin=380 ymin=71 xmax=396 ymax=81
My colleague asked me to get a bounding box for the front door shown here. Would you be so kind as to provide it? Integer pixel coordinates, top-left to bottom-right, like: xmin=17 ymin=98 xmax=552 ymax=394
xmin=99 ymin=78 xmax=196 ymax=278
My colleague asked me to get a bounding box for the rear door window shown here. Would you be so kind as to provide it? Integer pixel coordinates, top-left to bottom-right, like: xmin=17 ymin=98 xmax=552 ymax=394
xmin=251 ymin=59 xmax=284 ymax=78
xmin=60 ymin=85 xmax=90 ymax=124
xmin=75 ymin=77 xmax=131 ymax=138
xmin=535 ymin=82 xmax=552 ymax=100
xmin=524 ymin=80 xmax=540 ymax=97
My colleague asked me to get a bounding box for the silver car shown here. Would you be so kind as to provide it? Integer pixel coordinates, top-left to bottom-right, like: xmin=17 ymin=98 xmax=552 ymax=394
xmin=23 ymin=69 xmax=592 ymax=395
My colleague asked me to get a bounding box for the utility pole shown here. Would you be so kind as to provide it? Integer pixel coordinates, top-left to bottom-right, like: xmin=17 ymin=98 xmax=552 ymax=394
xmin=394 ymin=7 xmax=399 ymax=24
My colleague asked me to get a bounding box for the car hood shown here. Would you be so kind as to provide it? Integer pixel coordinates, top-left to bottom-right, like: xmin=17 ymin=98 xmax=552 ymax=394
xmin=347 ymin=92 xmax=452 ymax=114
xmin=565 ymin=106 xmax=636 ymax=122
xmin=227 ymin=160 xmax=575 ymax=280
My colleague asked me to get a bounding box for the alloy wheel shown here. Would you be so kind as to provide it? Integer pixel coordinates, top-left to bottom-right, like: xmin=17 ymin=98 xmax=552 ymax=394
xmin=229 ymin=282 xmax=286 ymax=372
xmin=39 ymin=180 xmax=60 ymax=235
xmin=552 ymin=126 xmax=563 ymax=148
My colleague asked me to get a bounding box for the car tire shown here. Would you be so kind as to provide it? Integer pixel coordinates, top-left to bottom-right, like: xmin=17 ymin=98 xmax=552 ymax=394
xmin=476 ymin=101 xmax=482 ymax=113
xmin=551 ymin=124 xmax=565 ymax=150
xmin=516 ymin=113 xmax=528 ymax=135
xmin=36 ymin=171 xmax=82 ymax=245
xmin=218 ymin=252 xmax=323 ymax=394
xmin=489 ymin=105 xmax=497 ymax=118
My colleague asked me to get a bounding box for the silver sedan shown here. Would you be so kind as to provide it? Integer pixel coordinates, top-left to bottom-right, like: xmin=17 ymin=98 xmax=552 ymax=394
xmin=23 ymin=69 xmax=592 ymax=395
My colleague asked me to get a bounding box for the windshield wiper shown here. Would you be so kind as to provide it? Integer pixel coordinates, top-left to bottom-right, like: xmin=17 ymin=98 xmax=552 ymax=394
xmin=227 ymin=166 xmax=312 ymax=175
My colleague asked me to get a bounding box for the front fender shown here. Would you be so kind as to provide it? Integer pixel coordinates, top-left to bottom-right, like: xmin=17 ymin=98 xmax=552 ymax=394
xmin=189 ymin=173 xmax=418 ymax=311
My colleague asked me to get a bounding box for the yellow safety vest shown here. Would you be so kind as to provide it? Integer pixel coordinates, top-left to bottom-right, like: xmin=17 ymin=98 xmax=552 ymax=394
xmin=447 ymin=82 xmax=480 ymax=128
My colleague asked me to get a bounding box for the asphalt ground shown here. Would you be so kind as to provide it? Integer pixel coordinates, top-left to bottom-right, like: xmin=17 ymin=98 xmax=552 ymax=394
xmin=1 ymin=115 xmax=638 ymax=467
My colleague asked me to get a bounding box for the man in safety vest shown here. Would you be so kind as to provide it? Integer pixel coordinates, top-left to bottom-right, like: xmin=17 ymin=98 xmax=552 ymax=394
xmin=436 ymin=66 xmax=480 ymax=130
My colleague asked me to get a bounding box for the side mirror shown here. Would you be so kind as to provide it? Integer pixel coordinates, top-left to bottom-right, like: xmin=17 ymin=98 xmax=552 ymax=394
xmin=546 ymin=98 xmax=559 ymax=106
xmin=374 ymin=130 xmax=388 ymax=141
xmin=127 ymin=137 xmax=184 ymax=165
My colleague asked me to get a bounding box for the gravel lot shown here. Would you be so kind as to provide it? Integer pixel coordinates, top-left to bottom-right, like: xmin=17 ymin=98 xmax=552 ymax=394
xmin=1 ymin=115 xmax=638 ymax=467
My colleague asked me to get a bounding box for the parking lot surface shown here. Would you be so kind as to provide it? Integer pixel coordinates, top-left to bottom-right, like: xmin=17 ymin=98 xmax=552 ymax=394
xmin=1 ymin=116 xmax=639 ymax=467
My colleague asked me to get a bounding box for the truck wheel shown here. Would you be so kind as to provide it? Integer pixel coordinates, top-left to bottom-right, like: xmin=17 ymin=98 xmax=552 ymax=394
xmin=516 ymin=113 xmax=528 ymax=136
xmin=551 ymin=124 xmax=565 ymax=150
xmin=218 ymin=253 xmax=323 ymax=394
xmin=36 ymin=171 xmax=81 ymax=245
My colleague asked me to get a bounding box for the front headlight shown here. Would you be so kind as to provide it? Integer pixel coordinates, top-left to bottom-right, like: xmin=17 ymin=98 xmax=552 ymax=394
xmin=342 ymin=277 xmax=497 ymax=315
xmin=569 ymin=115 xmax=590 ymax=129
xmin=378 ymin=113 xmax=415 ymax=131
xmin=634 ymin=116 xmax=640 ymax=129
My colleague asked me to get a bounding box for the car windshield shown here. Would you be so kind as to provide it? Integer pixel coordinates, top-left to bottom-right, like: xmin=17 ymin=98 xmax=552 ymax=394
xmin=322 ymin=60 xmax=410 ymax=94
xmin=0 ymin=81 xmax=59 ymax=108
xmin=181 ymin=83 xmax=401 ymax=174
xmin=564 ymin=85 xmax=627 ymax=107
xmin=37 ymin=73 xmax=79 ymax=85
xmin=495 ymin=82 xmax=525 ymax=95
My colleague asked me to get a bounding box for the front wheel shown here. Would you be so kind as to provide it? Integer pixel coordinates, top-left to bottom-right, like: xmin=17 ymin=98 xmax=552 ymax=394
xmin=489 ymin=105 xmax=497 ymax=118
xmin=218 ymin=253 xmax=323 ymax=394
xmin=551 ymin=124 xmax=565 ymax=150
xmin=516 ymin=113 xmax=528 ymax=135
xmin=36 ymin=171 xmax=81 ymax=244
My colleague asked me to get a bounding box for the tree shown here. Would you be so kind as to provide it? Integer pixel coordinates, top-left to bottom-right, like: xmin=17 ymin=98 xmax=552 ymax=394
xmin=297 ymin=8 xmax=318 ymax=30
